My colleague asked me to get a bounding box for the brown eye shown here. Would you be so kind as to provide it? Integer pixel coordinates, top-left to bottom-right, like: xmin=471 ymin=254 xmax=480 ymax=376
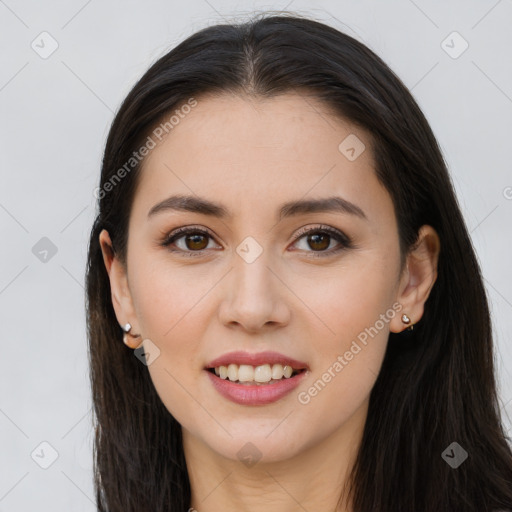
xmin=306 ymin=232 xmax=331 ymax=251
xmin=162 ymin=227 xmax=219 ymax=256
xmin=184 ymin=233 xmax=209 ymax=250
xmin=291 ymin=225 xmax=352 ymax=257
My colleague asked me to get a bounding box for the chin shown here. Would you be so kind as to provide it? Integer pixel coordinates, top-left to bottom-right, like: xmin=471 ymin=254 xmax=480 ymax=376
xmin=192 ymin=420 xmax=310 ymax=463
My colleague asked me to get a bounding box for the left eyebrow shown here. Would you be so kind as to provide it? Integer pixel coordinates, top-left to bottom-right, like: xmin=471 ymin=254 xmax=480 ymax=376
xmin=147 ymin=194 xmax=368 ymax=222
xmin=278 ymin=196 xmax=368 ymax=221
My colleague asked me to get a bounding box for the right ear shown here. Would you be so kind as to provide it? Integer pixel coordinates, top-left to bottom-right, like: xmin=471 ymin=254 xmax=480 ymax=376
xmin=98 ymin=229 xmax=141 ymax=347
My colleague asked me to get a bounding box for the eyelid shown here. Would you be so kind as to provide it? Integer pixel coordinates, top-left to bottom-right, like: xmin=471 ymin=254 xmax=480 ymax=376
xmin=164 ymin=224 xmax=216 ymax=239
xmin=291 ymin=224 xmax=351 ymax=245
xmin=161 ymin=225 xmax=220 ymax=249
xmin=288 ymin=224 xmax=353 ymax=258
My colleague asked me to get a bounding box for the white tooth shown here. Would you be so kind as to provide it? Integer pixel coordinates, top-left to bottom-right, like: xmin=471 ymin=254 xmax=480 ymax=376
xmin=272 ymin=364 xmax=284 ymax=379
xmin=238 ymin=364 xmax=254 ymax=382
xmin=215 ymin=363 xmax=296 ymax=382
xmin=254 ymin=364 xmax=272 ymax=383
xmin=227 ymin=364 xmax=238 ymax=382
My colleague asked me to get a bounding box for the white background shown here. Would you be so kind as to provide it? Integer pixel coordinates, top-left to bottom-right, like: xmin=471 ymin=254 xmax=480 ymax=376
xmin=0 ymin=0 xmax=511 ymax=510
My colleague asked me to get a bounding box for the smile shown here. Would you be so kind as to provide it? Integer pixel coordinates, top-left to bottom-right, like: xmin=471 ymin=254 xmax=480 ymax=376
xmin=208 ymin=363 xmax=304 ymax=384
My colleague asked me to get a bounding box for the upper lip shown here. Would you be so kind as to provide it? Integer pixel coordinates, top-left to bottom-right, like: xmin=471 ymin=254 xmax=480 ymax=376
xmin=206 ymin=351 xmax=309 ymax=370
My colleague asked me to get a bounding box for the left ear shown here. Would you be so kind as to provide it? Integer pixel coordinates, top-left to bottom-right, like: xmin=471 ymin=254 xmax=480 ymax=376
xmin=390 ymin=225 xmax=441 ymax=333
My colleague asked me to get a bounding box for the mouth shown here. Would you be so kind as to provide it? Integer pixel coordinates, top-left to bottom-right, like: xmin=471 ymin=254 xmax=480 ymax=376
xmin=205 ymin=350 xmax=309 ymax=385
xmin=204 ymin=351 xmax=309 ymax=404
xmin=206 ymin=364 xmax=307 ymax=385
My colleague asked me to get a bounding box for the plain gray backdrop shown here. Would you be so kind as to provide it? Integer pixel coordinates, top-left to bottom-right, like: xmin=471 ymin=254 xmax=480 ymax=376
xmin=1 ymin=0 xmax=511 ymax=510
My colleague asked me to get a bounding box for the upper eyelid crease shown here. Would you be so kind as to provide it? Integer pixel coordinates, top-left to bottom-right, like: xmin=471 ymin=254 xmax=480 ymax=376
xmin=147 ymin=194 xmax=368 ymax=222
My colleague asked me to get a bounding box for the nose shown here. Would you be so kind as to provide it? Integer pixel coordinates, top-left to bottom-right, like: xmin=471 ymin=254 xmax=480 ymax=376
xmin=217 ymin=252 xmax=291 ymax=333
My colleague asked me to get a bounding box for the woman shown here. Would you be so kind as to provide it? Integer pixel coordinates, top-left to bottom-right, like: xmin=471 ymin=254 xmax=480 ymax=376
xmin=85 ymin=12 xmax=512 ymax=512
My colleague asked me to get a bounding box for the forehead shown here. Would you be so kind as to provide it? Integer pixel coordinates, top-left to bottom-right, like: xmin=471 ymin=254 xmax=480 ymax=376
xmin=132 ymin=92 xmax=392 ymax=227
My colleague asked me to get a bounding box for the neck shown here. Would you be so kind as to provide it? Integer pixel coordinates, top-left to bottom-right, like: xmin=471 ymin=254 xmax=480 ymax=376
xmin=183 ymin=400 xmax=368 ymax=512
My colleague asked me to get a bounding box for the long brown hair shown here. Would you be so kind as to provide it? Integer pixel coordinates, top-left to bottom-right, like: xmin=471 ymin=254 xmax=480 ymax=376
xmin=85 ymin=12 xmax=512 ymax=511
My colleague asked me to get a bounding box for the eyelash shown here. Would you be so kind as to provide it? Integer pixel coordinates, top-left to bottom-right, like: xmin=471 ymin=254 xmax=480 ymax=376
xmin=160 ymin=224 xmax=353 ymax=259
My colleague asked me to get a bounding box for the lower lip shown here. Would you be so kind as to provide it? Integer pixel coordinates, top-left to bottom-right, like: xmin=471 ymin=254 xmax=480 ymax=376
xmin=205 ymin=370 xmax=307 ymax=405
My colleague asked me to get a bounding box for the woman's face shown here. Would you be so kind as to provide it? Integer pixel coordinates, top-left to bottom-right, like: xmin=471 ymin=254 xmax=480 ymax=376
xmin=106 ymin=92 xmax=412 ymax=463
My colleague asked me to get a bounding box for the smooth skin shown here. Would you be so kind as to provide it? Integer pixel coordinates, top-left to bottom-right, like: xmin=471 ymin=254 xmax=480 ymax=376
xmin=99 ymin=92 xmax=440 ymax=512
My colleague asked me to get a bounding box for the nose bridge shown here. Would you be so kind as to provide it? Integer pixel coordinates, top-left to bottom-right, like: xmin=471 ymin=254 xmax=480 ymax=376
xmin=233 ymin=238 xmax=275 ymax=304
xmin=233 ymin=249 xmax=272 ymax=295
xmin=232 ymin=222 xmax=273 ymax=279
xmin=219 ymin=235 xmax=290 ymax=330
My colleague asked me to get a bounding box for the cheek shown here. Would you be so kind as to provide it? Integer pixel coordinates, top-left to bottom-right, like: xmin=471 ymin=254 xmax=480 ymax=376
xmin=130 ymin=252 xmax=211 ymax=341
xmin=128 ymin=255 xmax=217 ymax=418
xmin=299 ymin=259 xmax=396 ymax=405
xmin=309 ymin=256 xmax=397 ymax=344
